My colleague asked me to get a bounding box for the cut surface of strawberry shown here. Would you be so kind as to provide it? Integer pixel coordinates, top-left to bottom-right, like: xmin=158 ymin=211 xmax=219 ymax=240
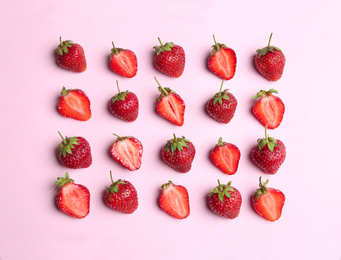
xmin=110 ymin=42 xmax=138 ymax=78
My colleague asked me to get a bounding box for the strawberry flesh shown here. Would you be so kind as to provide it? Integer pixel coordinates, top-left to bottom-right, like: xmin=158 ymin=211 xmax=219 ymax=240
xmin=110 ymin=49 xmax=137 ymax=78
xmin=157 ymin=93 xmax=185 ymax=126
xmin=208 ymin=48 xmax=236 ymax=80
xmin=211 ymin=142 xmax=240 ymax=175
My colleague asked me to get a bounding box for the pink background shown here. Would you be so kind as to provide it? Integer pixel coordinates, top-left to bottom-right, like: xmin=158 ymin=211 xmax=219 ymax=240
xmin=1 ymin=0 xmax=340 ymax=259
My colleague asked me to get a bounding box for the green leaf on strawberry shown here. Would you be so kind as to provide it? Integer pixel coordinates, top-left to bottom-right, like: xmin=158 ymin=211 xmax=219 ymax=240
xmin=58 ymin=131 xmax=79 ymax=157
xmin=154 ymin=38 xmax=174 ymax=55
xmin=257 ymin=124 xmax=279 ymax=152
xmin=164 ymin=134 xmax=190 ymax=154
xmin=209 ymin=180 xmax=235 ymax=202
xmin=256 ymin=33 xmax=282 ymax=57
xmin=105 ymin=171 xmax=126 ymax=195
xmin=112 ymin=81 xmax=128 ymax=102
xmin=213 ymin=81 xmax=230 ymax=105
xmin=53 ymin=172 xmax=74 ymax=191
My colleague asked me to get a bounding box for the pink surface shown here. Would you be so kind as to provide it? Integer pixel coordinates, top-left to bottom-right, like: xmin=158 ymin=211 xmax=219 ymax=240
xmin=1 ymin=0 xmax=341 ymax=259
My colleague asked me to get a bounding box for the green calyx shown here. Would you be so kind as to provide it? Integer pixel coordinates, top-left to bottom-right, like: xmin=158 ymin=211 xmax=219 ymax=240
xmin=58 ymin=131 xmax=79 ymax=157
xmin=256 ymin=33 xmax=282 ymax=57
xmin=210 ymin=34 xmax=228 ymax=56
xmin=60 ymin=86 xmax=73 ymax=96
xmin=257 ymin=124 xmax=279 ymax=152
xmin=164 ymin=134 xmax=191 ymax=154
xmin=54 ymin=172 xmax=74 ymax=191
xmin=153 ymin=37 xmax=174 ymax=55
xmin=105 ymin=171 xmax=126 ymax=195
xmin=112 ymin=81 xmax=128 ymax=102
xmin=254 ymin=177 xmax=269 ymax=201
xmin=252 ymin=89 xmax=278 ymax=99
xmin=212 ymin=81 xmax=230 ymax=105
xmin=112 ymin=133 xmax=131 ymax=142
xmin=155 ymin=77 xmax=174 ymax=100
xmin=56 ymin=36 xmax=74 ymax=56
xmin=209 ymin=179 xmax=235 ymax=202
xmin=111 ymin=41 xmax=123 ymax=55
xmin=161 ymin=180 xmax=174 ymax=190
xmin=215 ymin=137 xmax=226 ymax=147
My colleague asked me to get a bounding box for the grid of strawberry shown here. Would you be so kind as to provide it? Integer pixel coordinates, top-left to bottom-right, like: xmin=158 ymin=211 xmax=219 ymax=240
xmin=54 ymin=34 xmax=286 ymax=222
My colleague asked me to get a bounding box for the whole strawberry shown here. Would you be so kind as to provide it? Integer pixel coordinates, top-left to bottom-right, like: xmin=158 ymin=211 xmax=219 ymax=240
xmin=208 ymin=180 xmax=242 ymax=219
xmin=104 ymin=171 xmax=138 ymax=214
xmin=109 ymin=42 xmax=138 ymax=78
xmin=54 ymin=172 xmax=90 ymax=219
xmin=255 ymin=33 xmax=286 ymax=81
xmin=57 ymin=131 xmax=92 ymax=169
xmin=161 ymin=134 xmax=196 ymax=173
xmin=153 ymin=37 xmax=185 ymax=78
xmin=56 ymin=37 xmax=87 ymax=73
xmin=251 ymin=125 xmax=286 ymax=174
xmin=109 ymin=81 xmax=139 ymax=122
xmin=206 ymin=81 xmax=237 ymax=124
xmin=208 ymin=35 xmax=237 ymax=80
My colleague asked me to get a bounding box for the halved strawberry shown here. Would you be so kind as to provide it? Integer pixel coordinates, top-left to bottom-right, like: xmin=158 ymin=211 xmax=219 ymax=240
xmin=58 ymin=86 xmax=91 ymax=121
xmin=110 ymin=134 xmax=143 ymax=171
xmin=210 ymin=137 xmax=240 ymax=175
xmin=252 ymin=89 xmax=285 ymax=129
xmin=155 ymin=77 xmax=185 ymax=126
xmin=109 ymin=42 xmax=138 ymax=78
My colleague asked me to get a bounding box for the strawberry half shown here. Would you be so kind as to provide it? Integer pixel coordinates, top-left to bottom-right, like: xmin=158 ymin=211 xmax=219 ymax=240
xmin=210 ymin=137 xmax=241 ymax=175
xmin=54 ymin=172 xmax=90 ymax=219
xmin=159 ymin=181 xmax=190 ymax=219
xmin=252 ymin=89 xmax=285 ymax=129
xmin=58 ymin=86 xmax=91 ymax=121
xmin=109 ymin=42 xmax=138 ymax=78
xmin=252 ymin=177 xmax=285 ymax=222
xmin=208 ymin=35 xmax=237 ymax=80
xmin=110 ymin=134 xmax=143 ymax=171
xmin=155 ymin=77 xmax=185 ymax=126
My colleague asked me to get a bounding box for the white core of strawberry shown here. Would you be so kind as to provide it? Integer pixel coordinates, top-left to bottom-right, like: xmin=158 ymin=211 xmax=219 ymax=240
xmin=114 ymin=139 xmax=141 ymax=170
xmin=162 ymin=95 xmax=181 ymax=122
xmin=164 ymin=186 xmax=187 ymax=218
xmin=64 ymin=93 xmax=85 ymax=115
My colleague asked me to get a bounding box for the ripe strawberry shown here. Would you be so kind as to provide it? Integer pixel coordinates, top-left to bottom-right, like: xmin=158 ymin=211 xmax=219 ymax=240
xmin=58 ymin=86 xmax=92 ymax=121
xmin=255 ymin=33 xmax=286 ymax=81
xmin=206 ymin=81 xmax=237 ymax=124
xmin=252 ymin=89 xmax=285 ymax=129
xmin=56 ymin=37 xmax=87 ymax=73
xmin=208 ymin=180 xmax=242 ymax=219
xmin=208 ymin=35 xmax=237 ymax=80
xmin=251 ymin=125 xmax=286 ymax=174
xmin=110 ymin=134 xmax=143 ymax=171
xmin=54 ymin=172 xmax=90 ymax=219
xmin=57 ymin=131 xmax=92 ymax=169
xmin=252 ymin=177 xmax=285 ymax=222
xmin=153 ymin=37 xmax=185 ymax=78
xmin=159 ymin=181 xmax=190 ymax=219
xmin=109 ymin=81 xmax=139 ymax=122
xmin=210 ymin=137 xmax=241 ymax=175
xmin=155 ymin=77 xmax=185 ymax=126
xmin=104 ymin=171 xmax=138 ymax=214
xmin=161 ymin=134 xmax=196 ymax=173
xmin=109 ymin=42 xmax=138 ymax=78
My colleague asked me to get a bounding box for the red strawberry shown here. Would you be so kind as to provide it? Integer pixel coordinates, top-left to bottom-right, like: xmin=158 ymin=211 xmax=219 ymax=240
xmin=255 ymin=33 xmax=286 ymax=81
xmin=58 ymin=86 xmax=92 ymax=121
xmin=104 ymin=171 xmax=138 ymax=214
xmin=109 ymin=81 xmax=139 ymax=122
xmin=109 ymin=42 xmax=138 ymax=78
xmin=155 ymin=77 xmax=185 ymax=126
xmin=56 ymin=37 xmax=87 ymax=73
xmin=251 ymin=125 xmax=286 ymax=174
xmin=208 ymin=35 xmax=237 ymax=80
xmin=57 ymin=131 xmax=92 ymax=169
xmin=252 ymin=177 xmax=285 ymax=222
xmin=54 ymin=172 xmax=90 ymax=219
xmin=159 ymin=181 xmax=190 ymax=219
xmin=161 ymin=134 xmax=196 ymax=173
xmin=110 ymin=134 xmax=143 ymax=171
xmin=208 ymin=180 xmax=242 ymax=219
xmin=210 ymin=137 xmax=241 ymax=175
xmin=153 ymin=37 xmax=185 ymax=78
xmin=252 ymin=89 xmax=285 ymax=129
xmin=206 ymin=81 xmax=237 ymax=124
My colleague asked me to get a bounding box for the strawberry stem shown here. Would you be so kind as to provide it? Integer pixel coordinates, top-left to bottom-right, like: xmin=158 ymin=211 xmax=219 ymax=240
xmin=265 ymin=124 xmax=269 ymax=142
xmin=157 ymin=37 xmax=164 ymax=47
xmin=59 ymin=36 xmax=62 ymax=44
xmin=155 ymin=77 xmax=168 ymax=95
xmin=268 ymin=33 xmax=273 ymax=47
xmin=213 ymin=34 xmax=217 ymax=45
xmin=109 ymin=170 xmax=114 ymax=184
xmin=173 ymin=133 xmax=177 ymax=142
xmin=112 ymin=41 xmax=116 ymax=49
xmin=116 ymin=80 xmax=121 ymax=94
xmin=58 ymin=131 xmax=67 ymax=145
xmin=219 ymin=81 xmax=224 ymax=95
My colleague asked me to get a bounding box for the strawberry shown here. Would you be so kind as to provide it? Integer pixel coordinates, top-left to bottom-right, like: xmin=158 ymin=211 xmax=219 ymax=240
xmin=252 ymin=89 xmax=285 ymax=129
xmin=206 ymin=81 xmax=237 ymax=124
xmin=159 ymin=181 xmax=190 ymax=219
xmin=54 ymin=172 xmax=90 ymax=219
xmin=161 ymin=134 xmax=196 ymax=173
xmin=57 ymin=131 xmax=92 ymax=169
xmin=58 ymin=86 xmax=92 ymax=121
xmin=109 ymin=81 xmax=139 ymax=122
xmin=208 ymin=180 xmax=242 ymax=219
xmin=104 ymin=171 xmax=138 ymax=214
xmin=155 ymin=77 xmax=185 ymax=126
xmin=251 ymin=125 xmax=286 ymax=174
xmin=252 ymin=177 xmax=285 ymax=222
xmin=109 ymin=42 xmax=138 ymax=78
xmin=56 ymin=37 xmax=87 ymax=73
xmin=208 ymin=35 xmax=237 ymax=80
xmin=153 ymin=37 xmax=185 ymax=78
xmin=210 ymin=137 xmax=241 ymax=175
xmin=255 ymin=33 xmax=286 ymax=81
xmin=110 ymin=134 xmax=143 ymax=171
